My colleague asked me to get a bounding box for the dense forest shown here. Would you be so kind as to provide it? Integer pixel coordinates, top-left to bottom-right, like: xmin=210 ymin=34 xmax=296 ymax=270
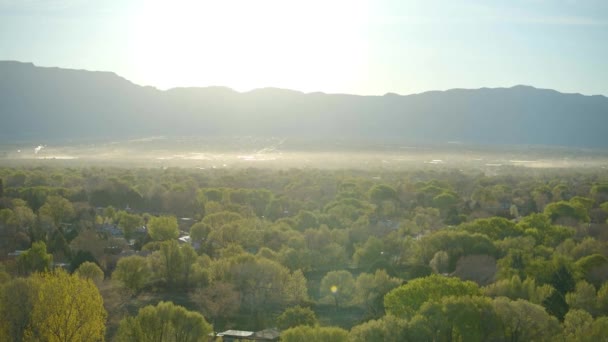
xmin=1 ymin=164 xmax=608 ymax=341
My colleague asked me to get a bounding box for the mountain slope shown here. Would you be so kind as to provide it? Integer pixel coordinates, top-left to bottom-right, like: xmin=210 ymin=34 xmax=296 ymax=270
xmin=1 ymin=61 xmax=607 ymax=147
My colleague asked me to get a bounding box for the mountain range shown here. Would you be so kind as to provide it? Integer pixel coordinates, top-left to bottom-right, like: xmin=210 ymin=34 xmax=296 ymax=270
xmin=1 ymin=61 xmax=607 ymax=148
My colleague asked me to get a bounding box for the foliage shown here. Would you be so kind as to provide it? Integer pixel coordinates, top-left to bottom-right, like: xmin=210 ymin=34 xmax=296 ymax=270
xmin=147 ymin=215 xmax=179 ymax=241
xmin=281 ymin=325 xmax=349 ymax=342
xmin=492 ymin=297 xmax=560 ymax=342
xmin=483 ymin=275 xmax=554 ymax=304
xmin=26 ymin=269 xmax=107 ymax=342
xmin=75 ymin=261 xmax=104 ymax=284
xmin=384 ymin=274 xmax=480 ymax=318
xmin=16 ymin=241 xmax=52 ymax=275
xmin=276 ymin=306 xmax=318 ymax=330
xmin=112 ymin=255 xmax=150 ymax=294
xmin=0 ymin=278 xmax=36 ymax=342
xmin=320 ymin=270 xmax=356 ymax=309
xmin=116 ymin=301 xmax=212 ymax=342
xmin=191 ymin=282 xmax=240 ymax=326
xmin=349 ymin=315 xmax=408 ymax=342
xmin=354 ymin=269 xmax=401 ymax=316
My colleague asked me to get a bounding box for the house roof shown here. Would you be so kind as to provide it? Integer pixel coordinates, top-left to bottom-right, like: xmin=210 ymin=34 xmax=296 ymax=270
xmin=217 ymin=330 xmax=254 ymax=338
xmin=254 ymin=328 xmax=280 ymax=340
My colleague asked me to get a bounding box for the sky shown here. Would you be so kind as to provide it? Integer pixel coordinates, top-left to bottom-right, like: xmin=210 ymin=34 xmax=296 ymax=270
xmin=1 ymin=0 xmax=607 ymax=96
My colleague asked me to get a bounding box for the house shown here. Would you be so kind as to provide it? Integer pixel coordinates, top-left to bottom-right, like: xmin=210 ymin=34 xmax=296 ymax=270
xmin=216 ymin=330 xmax=254 ymax=341
xmin=215 ymin=328 xmax=280 ymax=341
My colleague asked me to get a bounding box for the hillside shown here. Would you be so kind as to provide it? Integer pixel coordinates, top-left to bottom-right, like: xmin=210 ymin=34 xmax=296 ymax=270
xmin=1 ymin=61 xmax=607 ymax=147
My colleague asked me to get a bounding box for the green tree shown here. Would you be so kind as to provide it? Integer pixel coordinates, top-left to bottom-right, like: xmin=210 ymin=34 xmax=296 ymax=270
xmin=16 ymin=241 xmax=52 ymax=275
xmin=353 ymin=236 xmax=386 ymax=270
xmin=116 ymin=301 xmax=212 ymax=342
xmin=320 ymin=270 xmax=356 ymax=309
xmin=492 ymin=297 xmax=560 ymax=342
xmin=191 ymin=282 xmax=240 ymax=328
xmin=562 ymin=309 xmax=594 ymax=342
xmin=112 ymin=255 xmax=150 ymax=295
xmin=369 ymin=184 xmax=397 ymax=203
xmin=117 ymin=212 xmax=143 ymax=240
xmin=147 ymin=215 xmax=179 ymax=241
xmin=0 ymin=278 xmax=36 ymax=342
xmin=26 ymin=269 xmax=107 ymax=342
xmin=75 ymin=261 xmax=104 ymax=284
xmin=413 ymin=296 xmax=501 ymax=342
xmin=349 ymin=315 xmax=408 ymax=342
xmin=384 ymin=274 xmax=480 ymax=319
xmin=458 ymin=217 xmax=521 ymax=240
xmin=38 ymin=195 xmax=75 ymax=227
xmin=544 ymin=201 xmax=589 ymax=224
xmin=566 ymin=281 xmax=598 ymax=316
xmin=189 ymin=221 xmax=210 ymax=242
xmin=281 ymin=325 xmax=349 ymax=342
xmin=276 ymin=306 xmax=318 ymax=330
xmin=483 ymin=275 xmax=554 ymax=304
xmin=429 ymin=251 xmax=450 ymax=274
xmin=354 ymin=269 xmax=401 ymax=316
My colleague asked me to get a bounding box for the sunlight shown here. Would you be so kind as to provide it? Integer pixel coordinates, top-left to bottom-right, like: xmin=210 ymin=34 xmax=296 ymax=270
xmin=128 ymin=0 xmax=370 ymax=92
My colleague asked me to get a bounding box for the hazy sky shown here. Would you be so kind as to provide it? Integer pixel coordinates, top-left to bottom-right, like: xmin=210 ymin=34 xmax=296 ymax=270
xmin=1 ymin=0 xmax=607 ymax=95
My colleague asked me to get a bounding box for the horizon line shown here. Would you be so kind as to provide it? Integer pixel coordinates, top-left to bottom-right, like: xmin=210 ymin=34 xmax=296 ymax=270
xmin=2 ymin=59 xmax=606 ymax=98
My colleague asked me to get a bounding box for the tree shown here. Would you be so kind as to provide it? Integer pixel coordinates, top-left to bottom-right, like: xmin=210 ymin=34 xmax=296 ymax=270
xmin=458 ymin=217 xmax=521 ymax=240
xmin=492 ymin=297 xmax=560 ymax=342
xmin=0 ymin=278 xmax=36 ymax=342
xmin=575 ymin=254 xmax=608 ymax=288
xmin=189 ymin=221 xmax=210 ymax=242
xmin=369 ymin=184 xmax=397 ymax=203
xmin=320 ymin=270 xmax=356 ymax=309
xmin=75 ymin=261 xmax=104 ymax=284
xmin=281 ymin=325 xmax=349 ymax=342
xmin=562 ymin=309 xmax=594 ymax=342
xmin=112 ymin=255 xmax=150 ymax=295
xmin=384 ymin=274 xmax=480 ymax=319
xmin=543 ymin=262 xmax=576 ymax=320
xmin=16 ymin=241 xmax=52 ymax=275
xmin=38 ymin=195 xmax=75 ymax=227
xmin=354 ymin=270 xmax=401 ymax=316
xmin=349 ymin=315 xmax=408 ymax=342
xmin=212 ymin=255 xmax=301 ymax=323
xmin=147 ymin=215 xmax=179 ymax=241
xmin=544 ymin=201 xmax=589 ymax=224
xmin=148 ymin=240 xmax=198 ymax=290
xmin=413 ymin=296 xmax=502 ymax=342
xmin=353 ymin=236 xmax=386 ymax=270
xmin=417 ymin=230 xmax=496 ymax=272
xmin=26 ymin=269 xmax=107 ymax=342
xmin=483 ymin=275 xmax=554 ymax=304
xmin=566 ymin=281 xmax=598 ymax=316
xmin=276 ymin=306 xmax=318 ymax=330
xmin=117 ymin=212 xmax=143 ymax=240
xmin=429 ymin=251 xmax=450 ymax=274
xmin=191 ymin=282 xmax=240 ymax=328
xmin=116 ymin=301 xmax=212 ymax=342
xmin=284 ymin=269 xmax=310 ymax=305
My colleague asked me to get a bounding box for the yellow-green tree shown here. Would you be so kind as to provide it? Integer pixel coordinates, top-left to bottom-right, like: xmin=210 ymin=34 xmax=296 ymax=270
xmin=26 ymin=269 xmax=107 ymax=342
xmin=281 ymin=325 xmax=349 ymax=342
xmin=16 ymin=241 xmax=52 ymax=275
xmin=75 ymin=261 xmax=104 ymax=284
xmin=112 ymin=255 xmax=151 ymax=295
xmin=116 ymin=301 xmax=212 ymax=342
xmin=384 ymin=274 xmax=480 ymax=319
xmin=147 ymin=215 xmax=179 ymax=241
xmin=0 ymin=278 xmax=37 ymax=342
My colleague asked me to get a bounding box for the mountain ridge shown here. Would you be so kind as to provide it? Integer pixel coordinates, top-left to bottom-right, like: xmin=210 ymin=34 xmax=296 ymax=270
xmin=1 ymin=61 xmax=607 ymax=147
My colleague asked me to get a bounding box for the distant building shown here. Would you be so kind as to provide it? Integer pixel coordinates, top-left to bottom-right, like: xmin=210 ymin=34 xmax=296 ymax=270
xmin=215 ymin=328 xmax=280 ymax=341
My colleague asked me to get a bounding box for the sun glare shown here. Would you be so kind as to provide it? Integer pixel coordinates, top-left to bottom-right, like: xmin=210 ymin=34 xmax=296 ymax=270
xmin=128 ymin=0 xmax=370 ymax=92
